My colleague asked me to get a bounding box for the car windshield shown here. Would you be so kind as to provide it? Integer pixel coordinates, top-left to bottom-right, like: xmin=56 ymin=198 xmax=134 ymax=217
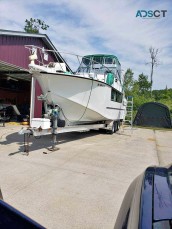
xmin=153 ymin=220 xmax=172 ymax=229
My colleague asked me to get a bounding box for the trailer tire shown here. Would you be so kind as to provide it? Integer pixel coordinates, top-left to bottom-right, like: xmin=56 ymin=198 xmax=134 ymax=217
xmin=114 ymin=121 xmax=117 ymax=133
xmin=116 ymin=121 xmax=120 ymax=131
xmin=107 ymin=121 xmax=116 ymax=135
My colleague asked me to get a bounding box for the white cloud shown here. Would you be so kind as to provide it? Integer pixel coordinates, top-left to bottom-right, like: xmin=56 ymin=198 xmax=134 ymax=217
xmin=0 ymin=0 xmax=171 ymax=89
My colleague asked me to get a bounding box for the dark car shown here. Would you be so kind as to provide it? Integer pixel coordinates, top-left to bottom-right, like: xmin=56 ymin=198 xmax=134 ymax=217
xmin=0 ymin=188 xmax=44 ymax=228
xmin=114 ymin=165 xmax=172 ymax=229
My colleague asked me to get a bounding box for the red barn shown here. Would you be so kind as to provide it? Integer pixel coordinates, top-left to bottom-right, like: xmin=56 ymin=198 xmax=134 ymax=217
xmin=0 ymin=29 xmax=71 ymax=119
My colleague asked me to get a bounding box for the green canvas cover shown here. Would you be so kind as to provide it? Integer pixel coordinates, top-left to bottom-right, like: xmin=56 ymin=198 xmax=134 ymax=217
xmin=106 ymin=73 xmax=114 ymax=85
xmin=133 ymin=102 xmax=172 ymax=128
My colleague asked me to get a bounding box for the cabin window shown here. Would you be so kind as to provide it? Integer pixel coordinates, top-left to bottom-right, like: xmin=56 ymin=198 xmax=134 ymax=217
xmin=116 ymin=92 xmax=122 ymax=103
xmin=111 ymin=89 xmax=122 ymax=103
xmin=105 ymin=57 xmax=113 ymax=64
xmin=111 ymin=89 xmax=117 ymax=101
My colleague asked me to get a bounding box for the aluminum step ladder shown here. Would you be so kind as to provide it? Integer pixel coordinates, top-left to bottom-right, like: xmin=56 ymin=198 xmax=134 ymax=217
xmin=123 ymin=96 xmax=133 ymax=129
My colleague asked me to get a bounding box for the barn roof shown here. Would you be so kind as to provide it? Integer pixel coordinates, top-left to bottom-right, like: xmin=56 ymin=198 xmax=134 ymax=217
xmin=0 ymin=29 xmax=72 ymax=81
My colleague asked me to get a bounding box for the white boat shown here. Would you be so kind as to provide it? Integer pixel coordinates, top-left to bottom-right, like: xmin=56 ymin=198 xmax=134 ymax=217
xmin=28 ymin=47 xmax=127 ymax=125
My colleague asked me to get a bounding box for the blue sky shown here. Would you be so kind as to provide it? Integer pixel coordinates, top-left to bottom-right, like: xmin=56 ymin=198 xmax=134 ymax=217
xmin=0 ymin=0 xmax=171 ymax=89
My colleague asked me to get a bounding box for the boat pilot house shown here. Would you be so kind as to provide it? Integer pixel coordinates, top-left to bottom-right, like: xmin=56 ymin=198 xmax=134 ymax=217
xmin=0 ymin=29 xmax=70 ymax=121
xmin=77 ymin=54 xmax=123 ymax=103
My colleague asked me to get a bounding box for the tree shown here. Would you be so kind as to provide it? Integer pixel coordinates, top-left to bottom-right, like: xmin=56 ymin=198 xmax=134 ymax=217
xmin=137 ymin=73 xmax=151 ymax=95
xmin=123 ymin=68 xmax=134 ymax=96
xmin=146 ymin=47 xmax=159 ymax=93
xmin=24 ymin=18 xmax=49 ymax=33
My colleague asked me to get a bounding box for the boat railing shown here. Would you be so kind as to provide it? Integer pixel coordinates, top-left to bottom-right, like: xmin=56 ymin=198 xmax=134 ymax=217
xmin=25 ymin=45 xmax=121 ymax=83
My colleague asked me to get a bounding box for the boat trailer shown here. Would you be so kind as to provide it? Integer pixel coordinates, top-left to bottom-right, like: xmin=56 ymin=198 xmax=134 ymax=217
xmin=19 ymin=118 xmax=109 ymax=155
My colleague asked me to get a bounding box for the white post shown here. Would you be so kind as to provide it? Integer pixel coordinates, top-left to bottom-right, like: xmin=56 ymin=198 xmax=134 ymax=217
xmin=30 ymin=76 xmax=36 ymax=124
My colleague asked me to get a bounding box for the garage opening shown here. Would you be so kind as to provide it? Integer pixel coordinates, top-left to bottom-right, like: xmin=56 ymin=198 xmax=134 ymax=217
xmin=0 ymin=62 xmax=31 ymax=122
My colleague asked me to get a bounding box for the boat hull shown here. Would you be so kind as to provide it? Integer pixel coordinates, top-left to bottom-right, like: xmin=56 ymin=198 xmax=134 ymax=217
xmin=34 ymin=72 xmax=125 ymax=123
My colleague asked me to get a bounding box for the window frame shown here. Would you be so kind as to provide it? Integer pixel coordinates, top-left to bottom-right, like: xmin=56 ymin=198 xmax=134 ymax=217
xmin=111 ymin=88 xmax=122 ymax=103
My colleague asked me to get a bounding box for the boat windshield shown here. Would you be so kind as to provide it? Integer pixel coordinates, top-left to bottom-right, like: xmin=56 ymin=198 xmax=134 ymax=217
xmin=77 ymin=56 xmax=91 ymax=73
xmin=82 ymin=57 xmax=91 ymax=66
xmin=92 ymin=56 xmax=103 ymax=65
xmin=76 ymin=55 xmax=121 ymax=82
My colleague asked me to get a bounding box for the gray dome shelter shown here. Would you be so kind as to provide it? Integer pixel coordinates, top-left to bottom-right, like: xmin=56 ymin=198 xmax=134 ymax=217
xmin=133 ymin=102 xmax=172 ymax=128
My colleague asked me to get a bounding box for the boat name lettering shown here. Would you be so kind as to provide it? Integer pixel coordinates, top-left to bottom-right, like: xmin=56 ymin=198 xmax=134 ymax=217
xmin=97 ymin=83 xmax=105 ymax=87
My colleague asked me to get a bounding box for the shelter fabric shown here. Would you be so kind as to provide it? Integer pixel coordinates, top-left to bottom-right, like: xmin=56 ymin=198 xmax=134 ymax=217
xmin=133 ymin=102 xmax=172 ymax=128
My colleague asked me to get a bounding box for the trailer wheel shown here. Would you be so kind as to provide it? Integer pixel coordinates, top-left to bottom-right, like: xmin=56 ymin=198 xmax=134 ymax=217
xmin=116 ymin=121 xmax=120 ymax=131
xmin=114 ymin=121 xmax=117 ymax=133
xmin=107 ymin=121 xmax=116 ymax=135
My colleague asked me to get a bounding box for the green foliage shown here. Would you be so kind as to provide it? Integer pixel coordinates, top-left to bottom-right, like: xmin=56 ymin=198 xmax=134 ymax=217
xmin=123 ymin=69 xmax=172 ymax=118
xmin=123 ymin=68 xmax=134 ymax=96
xmin=153 ymin=89 xmax=172 ymax=100
xmin=137 ymin=73 xmax=151 ymax=94
xmin=24 ymin=18 xmax=49 ymax=33
xmin=152 ymin=89 xmax=172 ymax=114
